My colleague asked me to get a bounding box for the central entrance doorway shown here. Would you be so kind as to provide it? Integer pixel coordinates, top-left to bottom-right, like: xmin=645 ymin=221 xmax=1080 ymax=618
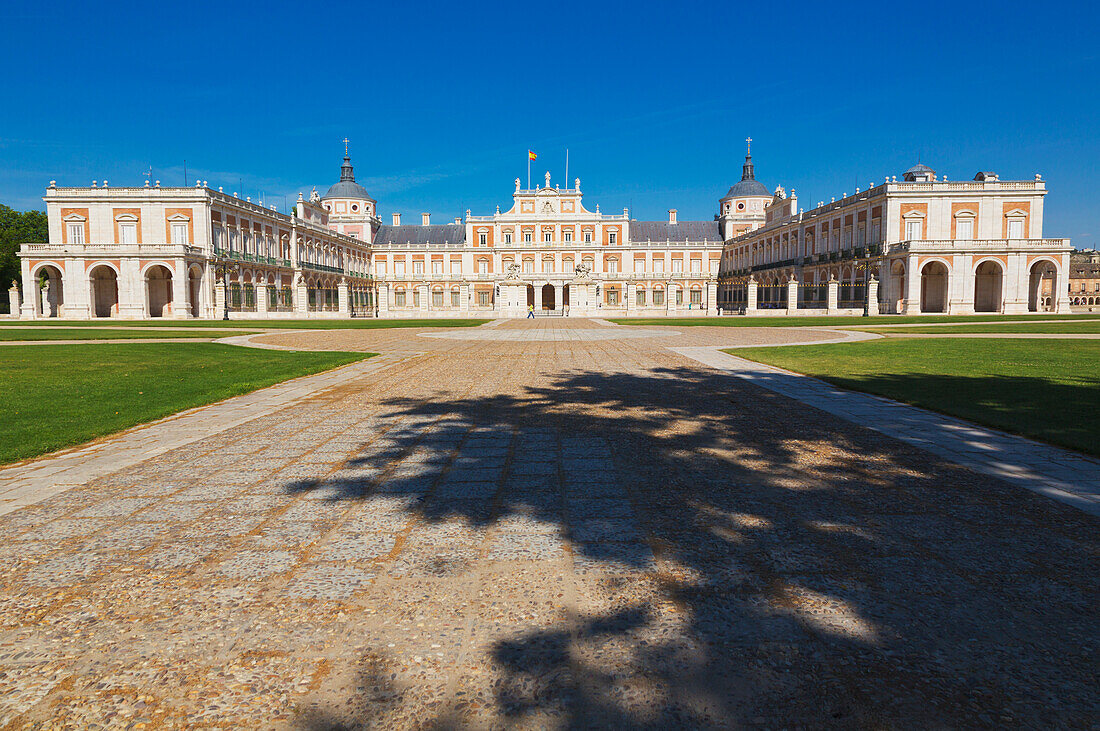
xmin=541 ymin=283 xmax=555 ymax=310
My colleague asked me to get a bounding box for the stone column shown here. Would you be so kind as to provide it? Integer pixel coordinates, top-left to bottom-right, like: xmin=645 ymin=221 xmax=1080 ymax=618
xmin=826 ymin=275 xmax=839 ymax=314
xmin=418 ymin=284 xmax=429 ymax=315
xmin=337 ymin=279 xmax=350 ymax=316
xmin=8 ymin=282 xmax=20 ymax=316
xmin=295 ymin=276 xmax=309 ymax=315
xmin=746 ymin=277 xmax=758 ymax=315
xmin=867 ymin=275 xmax=880 ymax=316
xmin=786 ymin=277 xmax=799 ymax=315
xmin=20 ymin=259 xmax=37 ymax=319
xmin=214 ymin=276 xmax=227 ymax=317
xmin=256 ymin=282 xmax=269 ymax=316
xmin=377 ymin=282 xmax=390 ymax=318
xmin=172 ymin=261 xmax=190 ymax=318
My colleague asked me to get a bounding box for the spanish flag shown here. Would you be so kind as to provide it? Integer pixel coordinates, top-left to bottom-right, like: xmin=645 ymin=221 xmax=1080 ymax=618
xmin=528 ymin=150 xmax=537 ymax=160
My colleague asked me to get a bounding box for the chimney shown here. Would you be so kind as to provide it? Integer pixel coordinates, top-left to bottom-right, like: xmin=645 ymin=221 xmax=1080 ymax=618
xmin=454 ymin=217 xmax=461 ymax=225
xmin=668 ymin=209 xmax=678 ymax=224
xmin=421 ymin=212 xmax=430 ymax=226
xmin=392 ymin=212 xmax=401 ymax=225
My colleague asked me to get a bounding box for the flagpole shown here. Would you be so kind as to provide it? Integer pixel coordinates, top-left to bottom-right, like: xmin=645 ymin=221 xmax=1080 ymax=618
xmin=565 ymin=148 xmax=569 ymax=188
xmin=527 ymin=152 xmax=530 ymax=190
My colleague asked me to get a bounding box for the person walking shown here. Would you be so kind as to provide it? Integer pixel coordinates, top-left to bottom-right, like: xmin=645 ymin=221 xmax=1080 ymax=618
xmin=527 ymin=304 xmax=535 ymax=319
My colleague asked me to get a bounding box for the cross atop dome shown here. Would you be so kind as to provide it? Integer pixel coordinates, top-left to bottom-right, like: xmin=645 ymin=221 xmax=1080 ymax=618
xmin=746 ymin=137 xmax=752 ymax=155
xmin=343 ymin=137 xmax=350 ymax=157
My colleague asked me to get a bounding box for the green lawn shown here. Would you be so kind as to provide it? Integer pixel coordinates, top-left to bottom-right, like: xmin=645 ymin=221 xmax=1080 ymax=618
xmin=0 ymin=343 xmax=370 ymax=464
xmin=729 ymin=338 xmax=1100 ymax=456
xmin=0 ymin=328 xmax=252 ymax=341
xmin=0 ymin=318 xmax=489 ymax=330
xmin=612 ymin=314 xmax=1096 ymax=328
xmin=863 ymin=321 xmax=1100 ymax=334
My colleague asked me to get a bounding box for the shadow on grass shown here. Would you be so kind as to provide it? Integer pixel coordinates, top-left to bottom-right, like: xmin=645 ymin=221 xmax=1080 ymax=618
xmin=284 ymin=366 xmax=1099 ymax=728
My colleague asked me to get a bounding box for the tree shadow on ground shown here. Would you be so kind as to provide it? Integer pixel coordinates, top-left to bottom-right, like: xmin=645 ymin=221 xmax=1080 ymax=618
xmin=286 ymin=366 xmax=1099 ymax=728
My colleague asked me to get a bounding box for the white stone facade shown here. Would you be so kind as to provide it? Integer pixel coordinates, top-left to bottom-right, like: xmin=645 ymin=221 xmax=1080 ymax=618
xmin=717 ymin=165 xmax=1073 ymax=316
xmin=16 ymin=152 xmax=1071 ymax=320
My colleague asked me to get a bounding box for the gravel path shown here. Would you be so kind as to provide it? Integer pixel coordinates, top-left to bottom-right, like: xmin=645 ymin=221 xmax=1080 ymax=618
xmin=0 ymin=319 xmax=1095 ymax=727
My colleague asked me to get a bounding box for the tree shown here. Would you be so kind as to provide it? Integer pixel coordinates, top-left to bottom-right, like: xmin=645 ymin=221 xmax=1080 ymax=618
xmin=0 ymin=204 xmax=48 ymax=311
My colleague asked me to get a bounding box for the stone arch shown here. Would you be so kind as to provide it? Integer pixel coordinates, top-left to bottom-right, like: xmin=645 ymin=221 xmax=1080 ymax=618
xmin=1028 ymin=258 xmax=1059 ymax=312
xmin=973 ymin=259 xmax=1004 ymax=313
xmin=31 ymin=263 xmax=64 ymax=317
xmin=144 ymin=264 xmax=174 ymax=317
xmin=541 ymin=283 xmax=555 ymax=310
xmin=920 ymin=260 xmax=949 ymax=313
xmin=88 ymin=263 xmax=119 ymax=318
xmin=188 ymin=265 xmax=203 ymax=318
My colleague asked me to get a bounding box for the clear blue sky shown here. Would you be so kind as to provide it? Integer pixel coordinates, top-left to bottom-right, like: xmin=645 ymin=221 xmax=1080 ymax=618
xmin=2 ymin=1 xmax=1097 ymax=246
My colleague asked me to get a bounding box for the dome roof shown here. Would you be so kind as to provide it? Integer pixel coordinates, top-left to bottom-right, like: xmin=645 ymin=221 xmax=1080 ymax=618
xmin=322 ymin=155 xmax=372 ymax=200
xmin=905 ymin=163 xmax=935 ymax=176
xmin=725 ymin=178 xmax=770 ymax=197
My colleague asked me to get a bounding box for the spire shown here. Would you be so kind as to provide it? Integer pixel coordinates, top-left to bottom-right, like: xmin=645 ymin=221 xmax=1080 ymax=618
xmin=742 ymin=137 xmax=755 ymax=182
xmin=340 ymin=139 xmax=355 ymax=183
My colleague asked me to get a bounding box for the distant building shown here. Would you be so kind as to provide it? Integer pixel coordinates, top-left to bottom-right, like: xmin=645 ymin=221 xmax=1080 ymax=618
xmin=717 ymin=164 xmax=1073 ymax=315
xmin=12 ymin=143 xmax=1074 ymax=319
xmin=1064 ymin=249 xmax=1100 ymax=310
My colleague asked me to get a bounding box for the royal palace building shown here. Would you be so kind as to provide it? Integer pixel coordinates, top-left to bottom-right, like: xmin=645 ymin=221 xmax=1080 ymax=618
xmin=12 ymin=144 xmax=1074 ymax=319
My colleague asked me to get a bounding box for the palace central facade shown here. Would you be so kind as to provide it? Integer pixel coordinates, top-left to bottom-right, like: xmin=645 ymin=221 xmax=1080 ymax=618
xmin=12 ymin=146 xmax=1074 ymax=319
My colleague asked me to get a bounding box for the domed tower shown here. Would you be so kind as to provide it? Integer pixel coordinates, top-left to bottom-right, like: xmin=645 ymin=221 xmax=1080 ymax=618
xmin=719 ymin=138 xmax=772 ymax=240
xmin=320 ymin=141 xmax=379 ymax=241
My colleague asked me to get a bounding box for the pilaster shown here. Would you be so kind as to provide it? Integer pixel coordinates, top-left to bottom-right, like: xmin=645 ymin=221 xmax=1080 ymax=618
xmin=826 ymin=275 xmax=839 ymax=314
xmin=745 ymin=277 xmax=758 ymax=315
xmin=256 ymin=282 xmax=269 ymax=316
xmin=786 ymin=276 xmax=799 ymax=315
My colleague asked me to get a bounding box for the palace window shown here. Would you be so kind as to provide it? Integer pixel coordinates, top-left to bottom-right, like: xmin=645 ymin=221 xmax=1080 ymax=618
xmin=653 ymin=259 xmax=664 ymax=274
xmin=478 ymin=291 xmax=491 ymax=306
xmin=690 ymin=259 xmax=701 ymax=274
xmin=524 ymin=232 xmax=532 ymax=243
xmin=432 ymin=290 xmax=444 ymax=307
xmin=672 ymin=260 xmax=683 ymax=274
xmin=451 ymin=289 xmax=461 ymax=307
xmin=905 ymin=219 xmax=922 ymax=240
xmin=956 ymin=218 xmax=973 ymax=240
xmin=653 ymin=289 xmax=664 ymax=306
xmin=608 ymin=231 xmax=617 ymax=244
xmin=451 ymin=261 xmax=461 ymax=275
xmin=690 ymin=289 xmax=702 ymax=305
xmin=636 ymin=289 xmax=646 ymax=306
xmin=544 ymin=231 xmax=552 ymax=243
xmin=607 ymin=259 xmax=618 ymax=275
xmin=563 ymin=231 xmax=572 ymax=242
xmin=1007 ymin=218 xmax=1024 ymax=239
xmin=504 ymin=232 xmax=513 ymax=244
xmin=479 ymin=232 xmax=487 ymax=245
xmin=523 ymin=260 xmax=533 ymax=273
xmin=395 ymin=290 xmax=406 ymax=307
xmin=871 ymin=220 xmax=881 ymax=242
xmin=119 ymin=222 xmax=138 ymax=245
xmin=543 ymin=259 xmax=553 ymax=273
xmin=414 ymin=262 xmax=424 ymax=275
xmin=607 ymin=289 xmax=619 ymax=305
xmin=477 ymin=260 xmax=488 ymax=275
xmin=584 ymin=231 xmax=592 ymax=243
xmin=413 ymin=290 xmax=420 ymax=308
xmin=432 ymin=260 xmax=442 ymax=274
xmin=64 ymin=220 xmax=84 ymax=245
xmin=675 ymin=289 xmax=683 ymax=305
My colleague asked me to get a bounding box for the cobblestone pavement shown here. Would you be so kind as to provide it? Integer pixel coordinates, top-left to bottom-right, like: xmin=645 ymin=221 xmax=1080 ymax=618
xmin=0 ymin=320 xmax=1096 ymax=728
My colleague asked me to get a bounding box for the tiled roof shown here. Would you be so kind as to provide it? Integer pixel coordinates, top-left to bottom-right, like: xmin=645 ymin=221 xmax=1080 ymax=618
xmin=373 ymin=224 xmax=466 ymax=246
xmin=629 ymin=221 xmax=722 ymax=243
